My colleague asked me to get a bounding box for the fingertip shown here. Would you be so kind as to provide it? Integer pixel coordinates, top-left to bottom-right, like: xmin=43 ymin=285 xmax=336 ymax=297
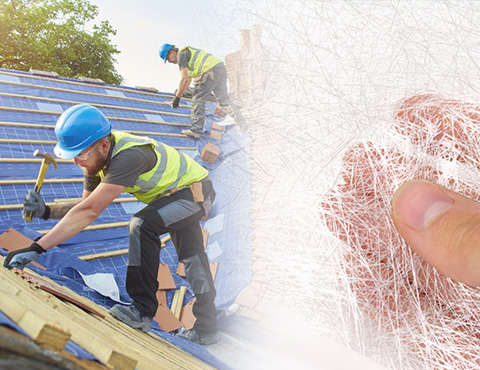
xmin=392 ymin=180 xmax=454 ymax=231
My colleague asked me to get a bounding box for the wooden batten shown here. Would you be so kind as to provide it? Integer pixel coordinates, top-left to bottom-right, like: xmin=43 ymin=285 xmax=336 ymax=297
xmin=0 ymin=259 xmax=216 ymax=370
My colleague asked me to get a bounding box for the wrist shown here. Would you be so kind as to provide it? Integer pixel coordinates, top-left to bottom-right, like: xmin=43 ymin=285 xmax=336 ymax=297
xmin=31 ymin=242 xmax=47 ymax=254
xmin=42 ymin=205 xmax=51 ymax=220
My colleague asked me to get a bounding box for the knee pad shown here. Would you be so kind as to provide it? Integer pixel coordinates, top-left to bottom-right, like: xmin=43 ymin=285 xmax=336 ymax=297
xmin=128 ymin=216 xmax=144 ymax=267
xmin=181 ymin=254 xmax=211 ymax=295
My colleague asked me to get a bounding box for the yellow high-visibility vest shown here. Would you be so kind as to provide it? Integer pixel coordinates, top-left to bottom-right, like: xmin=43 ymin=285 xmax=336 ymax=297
xmin=98 ymin=131 xmax=208 ymax=203
xmin=181 ymin=46 xmax=223 ymax=78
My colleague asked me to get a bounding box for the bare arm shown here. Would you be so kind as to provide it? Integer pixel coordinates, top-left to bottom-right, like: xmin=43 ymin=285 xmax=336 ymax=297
xmin=47 ymin=188 xmax=93 ymax=219
xmin=176 ymin=68 xmax=191 ymax=97
xmin=37 ymin=183 xmax=126 ymax=251
xmin=82 ymin=188 xmax=92 ymax=199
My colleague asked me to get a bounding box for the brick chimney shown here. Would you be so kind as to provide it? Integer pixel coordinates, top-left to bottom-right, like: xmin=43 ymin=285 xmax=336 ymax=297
xmin=225 ymin=25 xmax=264 ymax=103
xmin=240 ymin=29 xmax=251 ymax=55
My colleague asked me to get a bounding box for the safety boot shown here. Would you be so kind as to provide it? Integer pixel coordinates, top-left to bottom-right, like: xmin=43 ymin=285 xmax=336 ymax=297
xmin=109 ymin=304 xmax=153 ymax=332
xmin=176 ymin=328 xmax=220 ymax=345
xmin=181 ymin=129 xmax=202 ymax=139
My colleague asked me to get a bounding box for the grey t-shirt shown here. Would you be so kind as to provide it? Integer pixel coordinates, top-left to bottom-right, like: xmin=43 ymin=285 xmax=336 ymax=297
xmin=84 ymin=145 xmax=157 ymax=192
xmin=178 ymin=48 xmax=191 ymax=71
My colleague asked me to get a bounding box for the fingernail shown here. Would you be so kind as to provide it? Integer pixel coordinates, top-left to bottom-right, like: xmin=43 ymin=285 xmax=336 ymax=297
xmin=392 ymin=180 xmax=454 ymax=231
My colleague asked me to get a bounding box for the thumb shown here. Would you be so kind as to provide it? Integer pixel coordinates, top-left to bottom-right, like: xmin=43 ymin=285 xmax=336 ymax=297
xmin=391 ymin=179 xmax=480 ymax=287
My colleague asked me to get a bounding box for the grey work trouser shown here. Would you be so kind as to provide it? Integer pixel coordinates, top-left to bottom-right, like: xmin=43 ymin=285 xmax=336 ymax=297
xmin=191 ymin=63 xmax=245 ymax=134
xmin=126 ymin=182 xmax=217 ymax=335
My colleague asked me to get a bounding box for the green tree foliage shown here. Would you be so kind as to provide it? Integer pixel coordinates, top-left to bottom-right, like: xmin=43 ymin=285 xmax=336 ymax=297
xmin=0 ymin=0 xmax=123 ymax=84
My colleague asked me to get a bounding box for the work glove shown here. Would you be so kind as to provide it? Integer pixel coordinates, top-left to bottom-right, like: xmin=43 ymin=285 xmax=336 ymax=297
xmin=23 ymin=190 xmax=50 ymax=220
xmin=3 ymin=242 xmax=46 ymax=269
xmin=171 ymin=96 xmax=181 ymax=109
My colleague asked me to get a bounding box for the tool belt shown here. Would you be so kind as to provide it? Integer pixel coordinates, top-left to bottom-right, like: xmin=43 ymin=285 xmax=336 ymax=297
xmin=193 ymin=70 xmax=214 ymax=86
xmin=189 ymin=176 xmax=215 ymax=220
xmin=162 ymin=177 xmax=214 ymax=220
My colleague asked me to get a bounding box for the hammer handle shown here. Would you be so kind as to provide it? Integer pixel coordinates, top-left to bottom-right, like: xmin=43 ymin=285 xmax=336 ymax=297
xmin=33 ymin=161 xmax=49 ymax=193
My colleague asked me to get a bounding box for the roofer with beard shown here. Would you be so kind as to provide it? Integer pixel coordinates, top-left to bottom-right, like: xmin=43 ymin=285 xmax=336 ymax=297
xmin=3 ymin=104 xmax=219 ymax=345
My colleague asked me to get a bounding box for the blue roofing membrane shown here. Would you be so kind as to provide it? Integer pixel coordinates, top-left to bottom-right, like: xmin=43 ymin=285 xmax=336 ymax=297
xmin=0 ymin=68 xmax=252 ymax=370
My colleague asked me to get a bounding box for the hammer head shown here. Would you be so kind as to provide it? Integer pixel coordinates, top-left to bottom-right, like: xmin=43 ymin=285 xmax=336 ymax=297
xmin=33 ymin=150 xmax=58 ymax=169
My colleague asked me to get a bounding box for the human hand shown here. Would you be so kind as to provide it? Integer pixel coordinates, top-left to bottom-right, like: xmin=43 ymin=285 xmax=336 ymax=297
xmin=3 ymin=242 xmax=46 ymax=269
xmin=170 ymin=96 xmax=180 ymax=109
xmin=392 ymin=179 xmax=480 ymax=287
xmin=23 ymin=190 xmax=48 ymax=219
xmin=321 ymin=94 xmax=480 ymax=368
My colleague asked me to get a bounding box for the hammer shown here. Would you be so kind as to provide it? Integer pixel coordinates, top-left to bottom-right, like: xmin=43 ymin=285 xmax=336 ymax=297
xmin=23 ymin=150 xmax=58 ymax=222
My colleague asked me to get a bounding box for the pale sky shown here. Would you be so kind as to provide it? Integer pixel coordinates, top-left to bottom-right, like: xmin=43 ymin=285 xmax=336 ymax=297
xmin=88 ymin=0 xmax=252 ymax=91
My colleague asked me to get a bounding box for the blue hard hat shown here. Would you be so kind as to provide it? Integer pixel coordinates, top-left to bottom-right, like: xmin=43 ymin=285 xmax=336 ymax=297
xmin=54 ymin=104 xmax=112 ymax=159
xmin=159 ymin=43 xmax=175 ymax=63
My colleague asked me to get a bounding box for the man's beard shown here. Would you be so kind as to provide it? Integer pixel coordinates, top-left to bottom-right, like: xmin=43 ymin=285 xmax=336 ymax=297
xmin=82 ymin=154 xmax=106 ymax=176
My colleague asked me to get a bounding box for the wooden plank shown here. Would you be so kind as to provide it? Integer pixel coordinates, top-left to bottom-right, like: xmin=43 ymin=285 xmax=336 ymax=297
xmin=0 ymin=121 xmax=55 ymax=130
xmin=107 ymin=116 xmax=190 ymax=127
xmin=0 ymin=158 xmax=71 ymax=164
xmin=22 ymin=312 xmax=71 ymax=351
xmin=170 ymin=290 xmax=180 ymax=316
xmin=0 ymin=178 xmax=83 ymax=185
xmin=0 ymin=325 xmax=110 ymax=370
xmin=124 ymin=129 xmax=186 ymax=138
xmin=54 ymin=196 xmax=138 ymax=203
xmin=78 ymin=235 xmax=171 ymax=261
xmin=0 ymin=106 xmax=192 ymax=127
xmin=38 ymin=221 xmax=130 ymax=234
xmin=0 ymin=270 xmax=141 ymax=370
xmin=0 ymin=264 xmax=215 ymax=370
xmin=0 ymin=289 xmax=136 ymax=370
xmin=170 ymin=286 xmax=187 ymax=319
xmin=0 ymin=122 xmax=188 ymax=139
xmin=0 ymin=138 xmax=56 ymax=144
xmin=0 ymin=292 xmax=70 ymax=351
xmin=0 ymin=196 xmax=138 ymax=211
xmin=79 ymin=248 xmax=129 ymax=261
xmin=0 ymin=139 xmax=195 ymax=151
